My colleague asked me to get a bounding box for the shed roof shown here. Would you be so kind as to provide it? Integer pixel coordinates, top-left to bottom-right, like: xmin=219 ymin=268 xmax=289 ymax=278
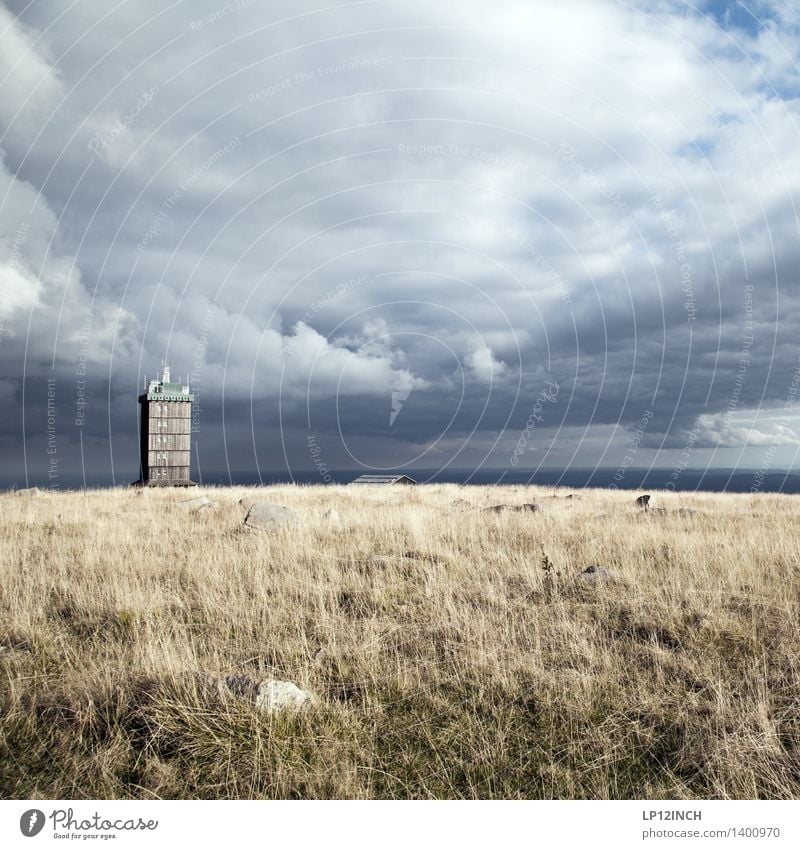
xmin=348 ymin=474 xmax=417 ymax=485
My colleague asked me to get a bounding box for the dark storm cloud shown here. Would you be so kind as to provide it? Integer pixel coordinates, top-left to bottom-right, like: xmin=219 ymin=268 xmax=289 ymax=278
xmin=2 ymin=0 xmax=800 ymax=485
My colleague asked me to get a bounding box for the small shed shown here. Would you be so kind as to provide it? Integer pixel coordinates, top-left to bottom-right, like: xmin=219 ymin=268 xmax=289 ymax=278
xmin=348 ymin=474 xmax=417 ymax=486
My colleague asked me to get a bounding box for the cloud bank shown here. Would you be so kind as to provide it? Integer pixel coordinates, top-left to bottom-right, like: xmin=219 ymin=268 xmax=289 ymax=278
xmin=1 ymin=0 xmax=799 ymax=484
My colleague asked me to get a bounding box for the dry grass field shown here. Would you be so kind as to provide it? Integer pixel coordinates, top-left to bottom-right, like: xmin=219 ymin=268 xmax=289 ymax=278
xmin=1 ymin=484 xmax=799 ymax=800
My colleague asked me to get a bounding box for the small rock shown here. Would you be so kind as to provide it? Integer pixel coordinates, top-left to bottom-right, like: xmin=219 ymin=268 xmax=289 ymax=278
xmin=402 ymin=549 xmax=433 ymax=560
xmin=483 ymin=503 xmax=540 ymax=513
xmin=255 ymin=680 xmax=314 ymax=713
xmin=181 ymin=496 xmax=215 ymax=511
xmin=244 ymin=502 xmax=300 ymax=531
xmin=224 ymin=675 xmax=313 ymax=713
xmin=322 ymin=508 xmax=340 ymax=523
xmin=14 ymin=487 xmax=41 ymax=496
xmin=578 ymin=564 xmax=617 ymax=583
xmin=677 ymin=508 xmax=699 ymax=517
xmin=223 ymin=675 xmax=258 ymax=700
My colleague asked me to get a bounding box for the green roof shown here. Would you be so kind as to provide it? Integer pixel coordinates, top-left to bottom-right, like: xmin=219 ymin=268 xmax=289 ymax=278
xmin=144 ymin=380 xmax=194 ymax=402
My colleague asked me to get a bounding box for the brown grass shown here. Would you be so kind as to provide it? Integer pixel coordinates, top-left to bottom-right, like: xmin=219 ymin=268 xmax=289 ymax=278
xmin=1 ymin=484 xmax=799 ymax=799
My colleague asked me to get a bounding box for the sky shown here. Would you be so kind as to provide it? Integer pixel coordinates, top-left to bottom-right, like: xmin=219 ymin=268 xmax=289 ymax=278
xmin=1 ymin=0 xmax=799 ymax=486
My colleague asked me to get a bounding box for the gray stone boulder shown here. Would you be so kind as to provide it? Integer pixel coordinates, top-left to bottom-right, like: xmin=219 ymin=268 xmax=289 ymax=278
xmin=256 ymin=680 xmax=314 ymax=712
xmin=224 ymin=676 xmax=313 ymax=713
xmin=181 ymin=496 xmax=215 ymax=511
xmin=244 ymin=501 xmax=300 ymax=531
xmin=483 ymin=503 xmax=540 ymax=514
xmin=578 ymin=564 xmax=617 ymax=583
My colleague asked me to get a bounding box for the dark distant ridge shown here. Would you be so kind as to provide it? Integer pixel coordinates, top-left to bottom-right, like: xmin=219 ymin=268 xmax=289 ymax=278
xmin=4 ymin=468 xmax=800 ymax=493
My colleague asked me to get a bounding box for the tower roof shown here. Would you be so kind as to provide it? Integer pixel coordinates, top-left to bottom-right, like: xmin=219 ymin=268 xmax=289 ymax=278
xmin=140 ymin=369 xmax=195 ymax=402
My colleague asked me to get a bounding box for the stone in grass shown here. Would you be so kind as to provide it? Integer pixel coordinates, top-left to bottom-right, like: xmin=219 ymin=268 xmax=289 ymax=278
xmin=181 ymin=496 xmax=215 ymax=511
xmin=239 ymin=492 xmax=276 ymax=511
xmin=224 ymin=676 xmax=314 ymax=713
xmin=13 ymin=487 xmax=41 ymax=496
xmin=255 ymin=679 xmax=314 ymax=713
xmin=578 ymin=564 xmax=618 ymax=583
xmin=367 ymin=554 xmax=411 ymax=568
xmin=244 ymin=501 xmax=300 ymax=531
xmin=483 ymin=503 xmax=540 ymax=513
xmin=322 ymin=508 xmax=340 ymax=523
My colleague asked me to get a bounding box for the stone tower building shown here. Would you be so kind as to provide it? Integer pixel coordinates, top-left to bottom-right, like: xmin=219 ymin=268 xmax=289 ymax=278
xmin=136 ymin=364 xmax=195 ymax=485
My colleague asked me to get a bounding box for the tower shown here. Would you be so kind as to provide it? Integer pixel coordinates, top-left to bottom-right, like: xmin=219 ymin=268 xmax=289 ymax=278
xmin=137 ymin=364 xmax=195 ymax=486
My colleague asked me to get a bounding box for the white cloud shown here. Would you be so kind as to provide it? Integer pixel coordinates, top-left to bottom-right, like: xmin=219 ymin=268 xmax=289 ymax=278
xmin=0 ymin=153 xmax=136 ymax=370
xmin=694 ymin=411 xmax=800 ymax=448
xmin=465 ymin=343 xmax=508 ymax=383
xmin=0 ymin=5 xmax=63 ymax=134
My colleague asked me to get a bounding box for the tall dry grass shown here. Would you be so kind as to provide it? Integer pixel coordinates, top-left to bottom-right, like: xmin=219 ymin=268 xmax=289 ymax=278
xmin=1 ymin=484 xmax=799 ymax=799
